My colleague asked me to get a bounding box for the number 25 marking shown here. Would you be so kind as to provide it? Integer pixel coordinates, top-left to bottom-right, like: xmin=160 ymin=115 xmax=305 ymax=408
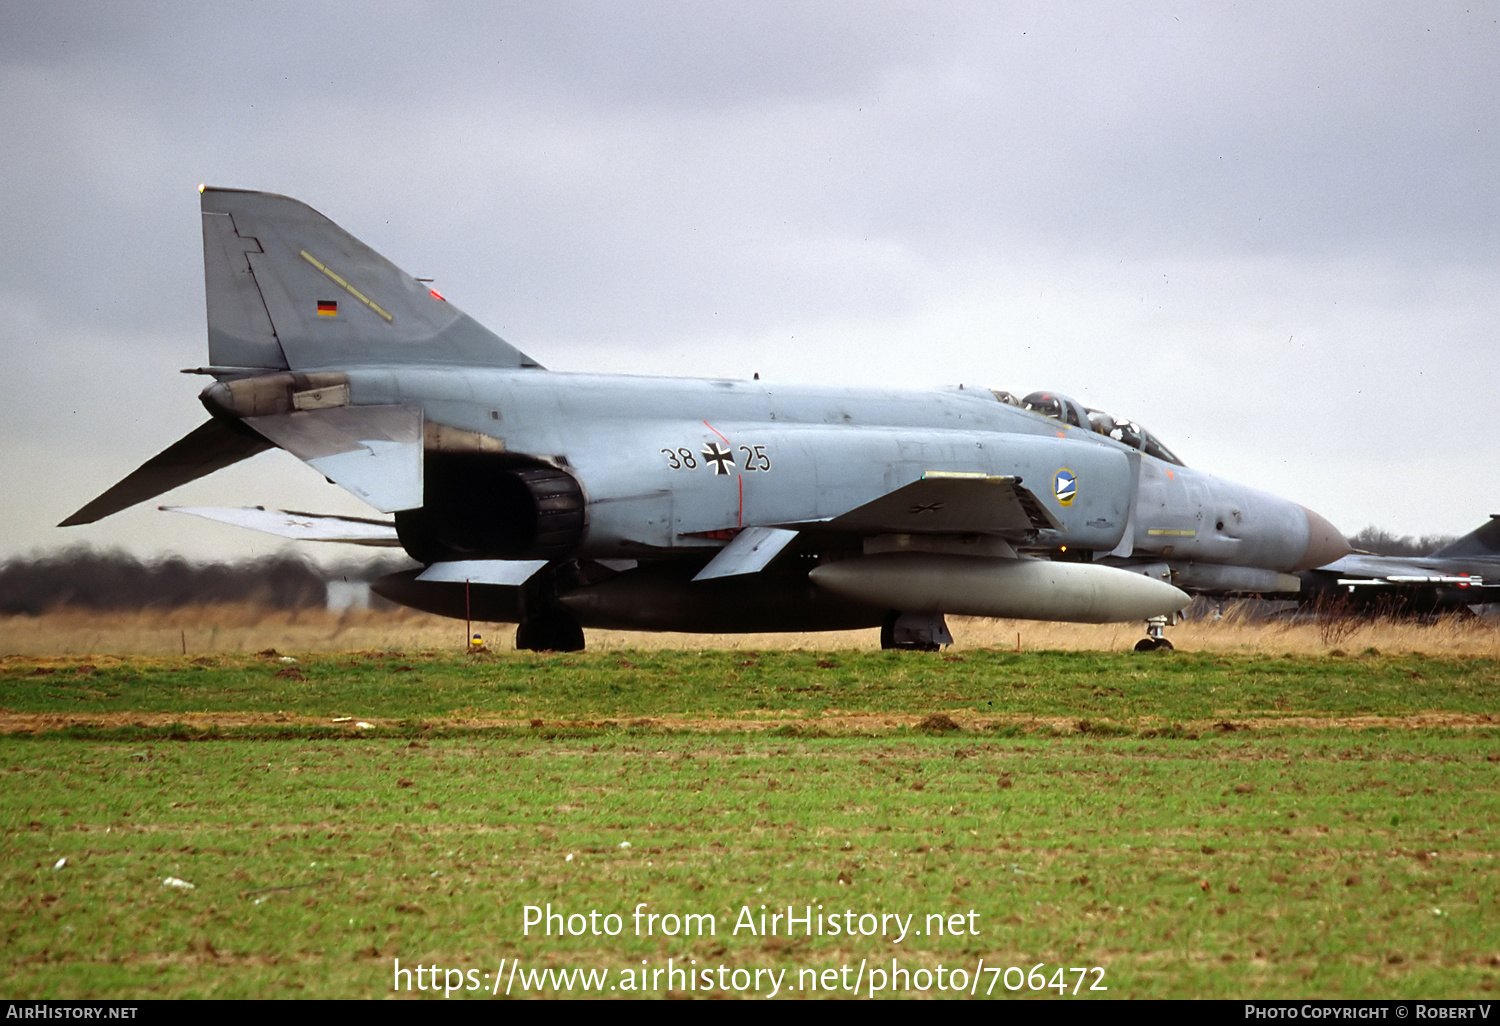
xmin=738 ymin=444 xmax=771 ymax=471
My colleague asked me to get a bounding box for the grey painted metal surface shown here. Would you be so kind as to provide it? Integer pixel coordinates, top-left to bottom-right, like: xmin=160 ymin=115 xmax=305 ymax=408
xmin=58 ymin=419 xmax=271 ymax=527
xmin=244 ymin=405 xmax=424 ymax=513
xmin=794 ymin=473 xmax=1059 ymax=537
xmin=62 ymin=188 xmax=1357 ymax=649
xmin=417 ymin=560 xmax=549 ymax=587
xmin=693 ymin=527 xmax=800 ymax=581
xmin=163 ymin=506 xmax=401 ymax=546
xmin=809 ymin=553 xmax=1190 ymax=623
xmin=200 ymin=188 xmax=540 ymax=372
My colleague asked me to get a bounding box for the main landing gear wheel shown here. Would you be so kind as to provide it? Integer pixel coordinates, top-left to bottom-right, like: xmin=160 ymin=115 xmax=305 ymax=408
xmin=515 ymin=611 xmax=585 ymax=652
xmin=879 ymin=610 xmax=951 ymax=652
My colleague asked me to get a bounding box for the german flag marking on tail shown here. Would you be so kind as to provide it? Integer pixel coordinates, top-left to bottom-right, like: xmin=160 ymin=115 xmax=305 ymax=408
xmin=300 ymin=249 xmax=394 ymax=322
xmin=317 ymin=300 xmax=338 ymax=317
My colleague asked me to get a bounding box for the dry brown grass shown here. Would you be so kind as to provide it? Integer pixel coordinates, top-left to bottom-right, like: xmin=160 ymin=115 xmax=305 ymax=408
xmin=1 ymin=604 xmax=1497 ymax=657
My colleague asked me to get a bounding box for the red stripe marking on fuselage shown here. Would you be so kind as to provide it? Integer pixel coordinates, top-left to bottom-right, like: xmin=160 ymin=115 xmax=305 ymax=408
xmin=703 ymin=419 xmax=741 ymax=525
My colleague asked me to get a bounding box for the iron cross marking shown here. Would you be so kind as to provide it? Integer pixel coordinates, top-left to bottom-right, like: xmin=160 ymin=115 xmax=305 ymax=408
xmin=702 ymin=441 xmax=735 ymax=475
xmin=909 ymin=502 xmax=944 ymax=514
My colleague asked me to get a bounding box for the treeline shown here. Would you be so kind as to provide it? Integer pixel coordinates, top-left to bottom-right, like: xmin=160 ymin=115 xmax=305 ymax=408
xmin=1346 ymin=527 xmax=1457 ymax=558
xmin=0 ymin=548 xmax=414 ymax=615
xmin=0 ymin=527 xmax=1467 ymax=615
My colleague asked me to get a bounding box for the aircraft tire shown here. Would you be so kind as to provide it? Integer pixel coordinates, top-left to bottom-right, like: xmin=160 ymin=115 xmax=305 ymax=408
xmin=880 ymin=610 xmax=942 ymax=652
xmin=516 ymin=612 xmax=585 ymax=652
xmin=1133 ymin=637 xmax=1174 ymax=652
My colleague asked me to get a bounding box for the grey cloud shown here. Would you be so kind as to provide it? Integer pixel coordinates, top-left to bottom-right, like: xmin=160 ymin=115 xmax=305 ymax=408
xmin=2 ymin=1 xmax=1497 ymax=558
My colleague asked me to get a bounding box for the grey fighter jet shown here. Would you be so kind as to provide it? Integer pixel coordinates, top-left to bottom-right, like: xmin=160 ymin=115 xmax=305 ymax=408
xmin=1294 ymin=516 xmax=1500 ymax=616
xmin=61 ymin=188 xmax=1349 ymax=651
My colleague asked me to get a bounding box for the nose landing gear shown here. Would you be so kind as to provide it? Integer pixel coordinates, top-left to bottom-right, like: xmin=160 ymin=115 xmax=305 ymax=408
xmin=1134 ymin=614 xmax=1176 ymax=652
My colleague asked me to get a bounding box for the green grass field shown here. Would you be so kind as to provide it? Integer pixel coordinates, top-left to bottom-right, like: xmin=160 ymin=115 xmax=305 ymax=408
xmin=2 ymin=649 xmax=1497 ymax=999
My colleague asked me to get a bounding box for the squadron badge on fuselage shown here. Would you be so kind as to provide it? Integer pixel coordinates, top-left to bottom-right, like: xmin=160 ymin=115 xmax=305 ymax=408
xmin=1054 ymin=468 xmax=1077 ymax=507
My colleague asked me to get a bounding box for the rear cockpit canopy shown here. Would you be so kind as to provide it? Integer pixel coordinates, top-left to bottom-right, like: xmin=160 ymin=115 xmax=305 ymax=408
xmin=1014 ymin=390 xmax=1185 ymax=467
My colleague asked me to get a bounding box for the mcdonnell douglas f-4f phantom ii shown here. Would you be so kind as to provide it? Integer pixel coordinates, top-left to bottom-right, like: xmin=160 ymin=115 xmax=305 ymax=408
xmin=61 ymin=188 xmax=1350 ymax=652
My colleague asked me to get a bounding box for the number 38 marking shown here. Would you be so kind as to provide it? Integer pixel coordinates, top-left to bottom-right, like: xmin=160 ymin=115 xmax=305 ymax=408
xmin=660 ymin=447 xmax=697 ymax=470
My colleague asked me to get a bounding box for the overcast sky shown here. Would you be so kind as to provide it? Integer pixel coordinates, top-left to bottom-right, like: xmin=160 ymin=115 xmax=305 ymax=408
xmin=3 ymin=1 xmax=1496 ymax=564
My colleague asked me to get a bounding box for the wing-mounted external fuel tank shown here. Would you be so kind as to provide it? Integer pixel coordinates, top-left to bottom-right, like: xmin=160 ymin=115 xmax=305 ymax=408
xmin=809 ymin=552 xmax=1189 ymax=623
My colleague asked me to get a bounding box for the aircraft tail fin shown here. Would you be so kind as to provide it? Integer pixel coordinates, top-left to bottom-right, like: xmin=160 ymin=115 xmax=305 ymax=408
xmin=1431 ymin=515 xmax=1500 ymax=559
xmin=200 ymin=188 xmax=542 ymax=372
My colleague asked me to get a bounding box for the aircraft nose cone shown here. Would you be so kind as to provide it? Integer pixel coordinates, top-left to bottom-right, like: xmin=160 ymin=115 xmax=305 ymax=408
xmin=1294 ymin=506 xmax=1350 ymax=570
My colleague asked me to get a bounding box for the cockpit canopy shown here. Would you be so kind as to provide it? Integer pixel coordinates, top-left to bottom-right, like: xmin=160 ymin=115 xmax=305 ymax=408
xmin=1020 ymin=391 xmax=1089 ymax=429
xmin=1106 ymin=417 xmax=1184 ymax=466
xmin=1014 ymin=390 xmax=1185 ymax=467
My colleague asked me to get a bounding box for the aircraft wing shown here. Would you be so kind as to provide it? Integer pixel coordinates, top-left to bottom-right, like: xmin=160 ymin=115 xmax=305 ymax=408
xmin=690 ymin=475 xmax=1060 ymax=582
xmin=162 ymin=506 xmax=402 ymax=546
xmin=777 ymin=473 xmax=1061 ymax=536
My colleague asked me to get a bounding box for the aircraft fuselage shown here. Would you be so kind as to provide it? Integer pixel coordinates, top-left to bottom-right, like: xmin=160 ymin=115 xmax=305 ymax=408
xmin=218 ymin=365 xmax=1340 ymax=576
